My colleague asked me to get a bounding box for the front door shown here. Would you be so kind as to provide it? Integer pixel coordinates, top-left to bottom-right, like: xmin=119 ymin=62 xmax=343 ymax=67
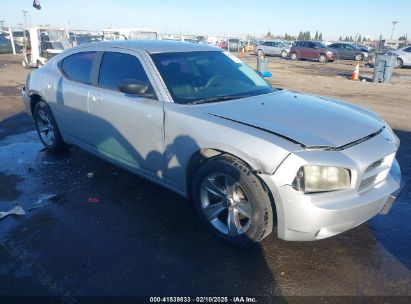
xmin=87 ymin=49 xmax=165 ymax=179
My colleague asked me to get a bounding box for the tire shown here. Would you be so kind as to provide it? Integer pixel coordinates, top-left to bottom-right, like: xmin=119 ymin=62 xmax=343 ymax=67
xmin=395 ymin=58 xmax=403 ymax=68
xmin=281 ymin=50 xmax=288 ymax=58
xmin=355 ymin=53 xmax=364 ymax=61
xmin=192 ymin=155 xmax=274 ymax=245
xmin=257 ymin=49 xmax=264 ymax=57
xmin=318 ymin=54 xmax=327 ymax=63
xmin=33 ymin=101 xmax=67 ymax=152
xmin=290 ymin=52 xmax=298 ymax=60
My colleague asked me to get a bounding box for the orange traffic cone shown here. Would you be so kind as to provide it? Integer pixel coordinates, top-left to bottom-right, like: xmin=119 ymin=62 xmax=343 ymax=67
xmin=351 ymin=63 xmax=359 ymax=80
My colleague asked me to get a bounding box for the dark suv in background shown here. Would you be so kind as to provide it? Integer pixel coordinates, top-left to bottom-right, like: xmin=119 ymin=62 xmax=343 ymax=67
xmin=328 ymin=43 xmax=370 ymax=61
xmin=290 ymin=41 xmax=338 ymax=62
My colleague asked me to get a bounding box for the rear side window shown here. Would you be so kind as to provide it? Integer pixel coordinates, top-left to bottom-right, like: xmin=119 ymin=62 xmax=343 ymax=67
xmin=404 ymin=47 xmax=411 ymax=52
xmin=61 ymin=51 xmax=96 ymax=84
xmin=98 ymin=52 xmax=149 ymax=91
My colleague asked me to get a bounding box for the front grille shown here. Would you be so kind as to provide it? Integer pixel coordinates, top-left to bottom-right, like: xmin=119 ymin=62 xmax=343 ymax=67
xmin=366 ymin=159 xmax=384 ymax=171
xmin=358 ymin=153 xmax=395 ymax=192
xmin=359 ymin=175 xmax=377 ymax=191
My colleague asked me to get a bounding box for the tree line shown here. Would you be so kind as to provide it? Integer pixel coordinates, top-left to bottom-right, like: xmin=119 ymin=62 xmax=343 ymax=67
xmin=265 ymin=30 xmax=323 ymax=41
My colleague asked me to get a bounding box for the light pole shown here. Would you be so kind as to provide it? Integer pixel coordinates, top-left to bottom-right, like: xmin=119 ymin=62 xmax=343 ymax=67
xmin=0 ymin=21 xmax=5 ymax=31
xmin=22 ymin=10 xmax=27 ymax=29
xmin=390 ymin=21 xmax=398 ymax=40
xmin=22 ymin=10 xmax=28 ymax=51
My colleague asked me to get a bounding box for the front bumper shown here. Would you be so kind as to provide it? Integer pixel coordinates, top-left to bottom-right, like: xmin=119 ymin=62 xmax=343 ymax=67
xmin=326 ymin=53 xmax=339 ymax=61
xmin=259 ymin=132 xmax=401 ymax=241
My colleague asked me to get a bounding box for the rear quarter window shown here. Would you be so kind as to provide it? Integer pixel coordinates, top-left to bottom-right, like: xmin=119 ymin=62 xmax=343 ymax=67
xmin=60 ymin=51 xmax=96 ymax=84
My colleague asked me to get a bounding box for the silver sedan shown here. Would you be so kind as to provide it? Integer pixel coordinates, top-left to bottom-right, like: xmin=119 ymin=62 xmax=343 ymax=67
xmin=390 ymin=45 xmax=411 ymax=68
xmin=254 ymin=41 xmax=290 ymax=58
xmin=22 ymin=40 xmax=401 ymax=244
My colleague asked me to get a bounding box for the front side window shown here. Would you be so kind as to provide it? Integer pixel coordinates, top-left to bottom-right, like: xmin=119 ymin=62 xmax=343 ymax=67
xmin=151 ymin=51 xmax=275 ymax=105
xmin=61 ymin=51 xmax=96 ymax=84
xmin=404 ymin=47 xmax=411 ymax=52
xmin=98 ymin=52 xmax=150 ymax=91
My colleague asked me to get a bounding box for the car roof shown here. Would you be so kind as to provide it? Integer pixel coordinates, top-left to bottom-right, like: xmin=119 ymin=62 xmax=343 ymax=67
xmin=74 ymin=40 xmax=222 ymax=54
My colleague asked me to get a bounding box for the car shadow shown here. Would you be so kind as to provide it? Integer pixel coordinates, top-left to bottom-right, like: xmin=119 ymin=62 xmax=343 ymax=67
xmin=0 ymin=108 xmax=284 ymax=298
xmin=369 ymin=129 xmax=411 ymax=269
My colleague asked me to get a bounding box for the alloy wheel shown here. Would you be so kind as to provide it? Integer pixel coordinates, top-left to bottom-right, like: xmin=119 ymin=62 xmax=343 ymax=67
xmin=200 ymin=173 xmax=252 ymax=236
xmin=36 ymin=108 xmax=55 ymax=146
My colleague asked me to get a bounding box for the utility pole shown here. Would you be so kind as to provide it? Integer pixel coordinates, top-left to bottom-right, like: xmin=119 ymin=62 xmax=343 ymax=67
xmin=390 ymin=21 xmax=398 ymax=40
xmin=22 ymin=10 xmax=28 ymax=47
xmin=0 ymin=20 xmax=5 ymax=31
xmin=22 ymin=10 xmax=27 ymax=29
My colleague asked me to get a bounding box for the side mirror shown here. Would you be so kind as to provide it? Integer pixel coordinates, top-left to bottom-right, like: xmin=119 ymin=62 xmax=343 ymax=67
xmin=119 ymin=79 xmax=148 ymax=95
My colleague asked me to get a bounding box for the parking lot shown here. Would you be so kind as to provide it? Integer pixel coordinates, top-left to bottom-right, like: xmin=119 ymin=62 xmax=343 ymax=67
xmin=0 ymin=53 xmax=410 ymax=301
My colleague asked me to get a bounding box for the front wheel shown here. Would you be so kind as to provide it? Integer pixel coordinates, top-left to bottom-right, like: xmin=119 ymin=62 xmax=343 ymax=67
xmin=290 ymin=52 xmax=298 ymax=60
xmin=34 ymin=101 xmax=67 ymax=152
xmin=319 ymin=54 xmax=327 ymax=63
xmin=192 ymin=155 xmax=274 ymax=245
xmin=354 ymin=53 xmax=364 ymax=61
xmin=257 ymin=49 xmax=264 ymax=57
xmin=281 ymin=50 xmax=288 ymax=58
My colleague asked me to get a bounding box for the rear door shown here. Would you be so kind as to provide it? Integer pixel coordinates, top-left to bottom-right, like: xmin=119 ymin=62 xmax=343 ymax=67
xmin=306 ymin=42 xmax=318 ymax=59
xmin=87 ymin=48 xmax=165 ymax=178
xmin=261 ymin=42 xmax=271 ymax=54
xmin=52 ymin=51 xmax=98 ymax=143
xmin=343 ymin=44 xmax=356 ymax=59
xmin=271 ymin=42 xmax=281 ymax=55
xmin=297 ymin=42 xmax=308 ymax=58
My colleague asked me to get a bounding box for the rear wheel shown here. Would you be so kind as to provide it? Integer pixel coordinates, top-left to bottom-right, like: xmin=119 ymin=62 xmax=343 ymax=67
xmin=192 ymin=155 xmax=274 ymax=245
xmin=319 ymin=54 xmax=327 ymax=63
xmin=34 ymin=101 xmax=67 ymax=152
xmin=355 ymin=53 xmax=364 ymax=61
xmin=290 ymin=52 xmax=297 ymax=60
xmin=395 ymin=58 xmax=403 ymax=68
xmin=257 ymin=49 xmax=264 ymax=57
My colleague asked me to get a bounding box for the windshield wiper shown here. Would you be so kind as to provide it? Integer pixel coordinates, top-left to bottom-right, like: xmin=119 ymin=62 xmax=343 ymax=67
xmin=188 ymin=95 xmax=251 ymax=105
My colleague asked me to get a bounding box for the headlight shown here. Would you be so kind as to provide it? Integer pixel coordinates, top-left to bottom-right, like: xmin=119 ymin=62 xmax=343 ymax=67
xmin=292 ymin=165 xmax=351 ymax=193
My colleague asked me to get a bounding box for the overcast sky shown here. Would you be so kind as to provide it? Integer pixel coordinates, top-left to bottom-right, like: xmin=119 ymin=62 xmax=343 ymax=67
xmin=1 ymin=0 xmax=409 ymax=40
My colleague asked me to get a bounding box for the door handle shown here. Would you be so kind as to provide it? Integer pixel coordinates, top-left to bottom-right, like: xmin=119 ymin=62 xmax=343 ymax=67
xmin=91 ymin=95 xmax=102 ymax=102
xmin=47 ymin=83 xmax=55 ymax=90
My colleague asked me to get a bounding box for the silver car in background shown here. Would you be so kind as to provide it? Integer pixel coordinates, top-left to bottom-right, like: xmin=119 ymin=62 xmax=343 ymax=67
xmin=254 ymin=41 xmax=290 ymax=58
xmin=390 ymin=45 xmax=411 ymax=68
xmin=22 ymin=40 xmax=401 ymax=244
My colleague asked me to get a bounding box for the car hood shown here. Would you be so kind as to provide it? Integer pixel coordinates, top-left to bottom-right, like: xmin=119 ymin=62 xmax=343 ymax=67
xmin=203 ymin=90 xmax=384 ymax=148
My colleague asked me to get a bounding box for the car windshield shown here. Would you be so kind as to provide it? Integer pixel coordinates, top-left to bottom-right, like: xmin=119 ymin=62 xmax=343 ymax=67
xmin=151 ymin=51 xmax=275 ymax=104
